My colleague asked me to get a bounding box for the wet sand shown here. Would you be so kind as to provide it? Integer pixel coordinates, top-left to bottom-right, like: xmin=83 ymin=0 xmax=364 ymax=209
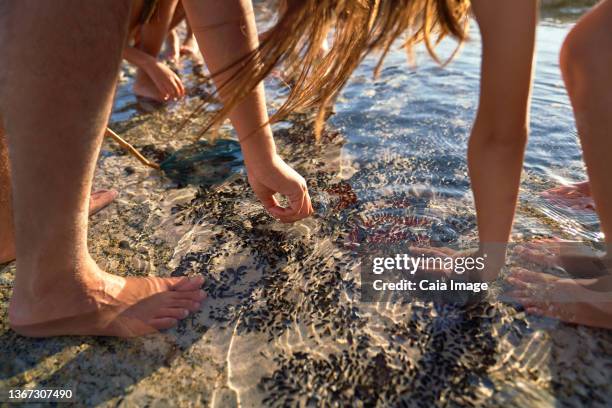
xmin=2 ymin=3 xmax=612 ymax=407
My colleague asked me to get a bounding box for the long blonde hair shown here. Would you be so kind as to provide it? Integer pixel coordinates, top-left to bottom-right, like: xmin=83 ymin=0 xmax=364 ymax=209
xmin=187 ymin=0 xmax=471 ymax=140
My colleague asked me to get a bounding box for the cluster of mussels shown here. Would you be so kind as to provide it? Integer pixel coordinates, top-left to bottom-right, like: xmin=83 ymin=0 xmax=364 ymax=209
xmin=162 ymin=118 xmax=598 ymax=407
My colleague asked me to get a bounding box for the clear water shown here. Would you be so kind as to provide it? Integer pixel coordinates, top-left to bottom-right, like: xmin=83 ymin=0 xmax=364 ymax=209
xmin=2 ymin=2 xmax=610 ymax=407
xmin=104 ymin=3 xmax=608 ymax=407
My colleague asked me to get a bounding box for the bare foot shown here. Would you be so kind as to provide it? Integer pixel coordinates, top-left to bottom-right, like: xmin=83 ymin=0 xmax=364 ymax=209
xmin=8 ymin=258 xmax=206 ymax=337
xmin=0 ymin=189 xmax=118 ymax=264
xmin=507 ymin=267 xmax=612 ymax=329
xmin=513 ymin=237 xmax=609 ymax=279
xmin=541 ymin=181 xmax=594 ymax=210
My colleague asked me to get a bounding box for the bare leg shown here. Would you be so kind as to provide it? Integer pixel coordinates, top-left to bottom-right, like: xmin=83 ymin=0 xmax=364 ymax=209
xmin=0 ymin=121 xmax=118 ymax=264
xmin=163 ymin=2 xmax=188 ymax=62
xmin=180 ymin=21 xmax=200 ymax=58
xmin=163 ymin=28 xmax=181 ymax=64
xmin=562 ymin=0 xmax=612 ymax=239
xmin=0 ymin=120 xmax=15 ymax=264
xmin=0 ymin=0 xmax=204 ymax=337
xmin=509 ymin=0 xmax=612 ymax=328
xmin=133 ymin=0 xmax=184 ymax=101
xmin=468 ymin=0 xmax=537 ymax=277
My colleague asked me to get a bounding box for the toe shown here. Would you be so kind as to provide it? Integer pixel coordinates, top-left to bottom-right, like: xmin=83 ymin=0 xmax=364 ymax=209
xmin=167 ymin=298 xmax=202 ymax=312
xmin=172 ymin=276 xmax=205 ymax=291
xmin=510 ymin=267 xmax=548 ymax=283
xmin=159 ymin=308 xmax=190 ymax=320
xmin=89 ymin=189 xmax=118 ymax=215
xmin=171 ymin=289 xmax=206 ymax=304
xmin=507 ymin=276 xmax=531 ymax=290
xmin=150 ymin=317 xmax=179 ymax=330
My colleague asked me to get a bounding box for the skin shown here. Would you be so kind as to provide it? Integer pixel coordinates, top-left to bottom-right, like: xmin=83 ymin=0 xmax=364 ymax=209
xmin=508 ymin=0 xmax=612 ymax=327
xmin=183 ymin=0 xmax=314 ymax=223
xmin=163 ymin=2 xmax=200 ymax=63
xmin=410 ymin=1 xmax=538 ymax=280
xmin=0 ymin=120 xmax=15 ymax=264
xmin=1 ymin=0 xmax=311 ymax=338
xmin=0 ymin=0 xmax=205 ymax=337
xmin=541 ymin=181 xmax=594 ymax=210
xmin=124 ymin=0 xmax=186 ymax=102
xmin=468 ymin=0 xmax=538 ymax=277
xmin=0 ymin=113 xmax=118 ymax=266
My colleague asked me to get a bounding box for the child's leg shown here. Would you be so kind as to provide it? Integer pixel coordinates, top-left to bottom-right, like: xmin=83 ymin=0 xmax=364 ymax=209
xmin=164 ymin=29 xmax=181 ymax=63
xmin=509 ymin=0 xmax=612 ymax=328
xmin=162 ymin=2 xmax=187 ymax=62
xmin=140 ymin=0 xmax=180 ymax=57
xmin=180 ymin=20 xmax=200 ymax=57
xmin=561 ymin=0 xmax=612 ymax=241
xmin=133 ymin=0 xmax=185 ymax=100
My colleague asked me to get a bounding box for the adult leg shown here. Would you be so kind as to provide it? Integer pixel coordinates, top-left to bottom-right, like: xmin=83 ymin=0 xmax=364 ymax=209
xmin=0 ymin=119 xmax=14 ymax=264
xmin=0 ymin=121 xmax=119 ymax=265
xmin=0 ymin=0 xmax=204 ymax=337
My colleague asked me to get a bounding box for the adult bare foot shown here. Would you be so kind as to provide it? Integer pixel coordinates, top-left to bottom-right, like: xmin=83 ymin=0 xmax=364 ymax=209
xmin=0 ymin=189 xmax=118 ymax=265
xmin=541 ymin=181 xmax=594 ymax=210
xmin=507 ymin=267 xmax=612 ymax=329
xmin=8 ymin=258 xmax=206 ymax=337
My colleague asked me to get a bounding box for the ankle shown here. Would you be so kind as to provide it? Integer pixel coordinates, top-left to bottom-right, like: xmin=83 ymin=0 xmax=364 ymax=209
xmin=13 ymin=255 xmax=99 ymax=299
xmin=0 ymin=232 xmax=15 ymax=264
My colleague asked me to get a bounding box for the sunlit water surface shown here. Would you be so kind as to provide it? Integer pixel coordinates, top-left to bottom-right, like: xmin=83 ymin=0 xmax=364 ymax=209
xmin=90 ymin=3 xmax=611 ymax=406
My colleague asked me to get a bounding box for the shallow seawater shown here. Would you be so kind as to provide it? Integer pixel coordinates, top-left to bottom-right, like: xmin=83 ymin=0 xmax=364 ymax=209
xmin=1 ymin=2 xmax=610 ymax=407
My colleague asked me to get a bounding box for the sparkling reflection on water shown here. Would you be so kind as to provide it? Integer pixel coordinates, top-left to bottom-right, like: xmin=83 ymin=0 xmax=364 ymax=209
xmin=102 ymin=4 xmax=611 ymax=406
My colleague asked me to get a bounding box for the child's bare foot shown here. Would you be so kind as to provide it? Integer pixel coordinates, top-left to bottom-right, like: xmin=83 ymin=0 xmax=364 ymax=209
xmin=541 ymin=181 xmax=594 ymax=210
xmin=0 ymin=189 xmax=118 ymax=264
xmin=513 ymin=237 xmax=609 ymax=279
xmin=507 ymin=267 xmax=612 ymax=329
xmin=8 ymin=258 xmax=206 ymax=337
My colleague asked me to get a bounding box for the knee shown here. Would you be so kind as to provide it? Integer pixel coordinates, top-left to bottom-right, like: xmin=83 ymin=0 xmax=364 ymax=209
xmin=560 ymin=24 xmax=609 ymax=98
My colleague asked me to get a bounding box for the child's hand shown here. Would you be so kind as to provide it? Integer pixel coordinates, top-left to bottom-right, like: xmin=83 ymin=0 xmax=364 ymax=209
xmin=245 ymin=154 xmax=313 ymax=223
xmin=144 ymin=60 xmax=185 ymax=101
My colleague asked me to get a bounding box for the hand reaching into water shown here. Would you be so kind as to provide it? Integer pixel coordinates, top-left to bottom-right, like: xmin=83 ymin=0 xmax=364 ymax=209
xmin=180 ymin=0 xmax=312 ymax=222
xmin=245 ymin=154 xmax=313 ymax=223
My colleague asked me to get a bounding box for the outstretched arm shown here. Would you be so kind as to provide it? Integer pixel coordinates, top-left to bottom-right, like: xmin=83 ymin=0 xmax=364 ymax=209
xmin=182 ymin=0 xmax=313 ymax=222
xmin=469 ymin=0 xmax=538 ymax=276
